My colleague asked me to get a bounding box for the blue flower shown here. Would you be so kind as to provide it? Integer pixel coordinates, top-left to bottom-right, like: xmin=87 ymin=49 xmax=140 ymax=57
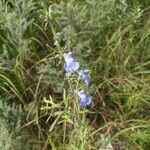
xmin=78 ymin=69 xmax=91 ymax=86
xmin=76 ymin=90 xmax=92 ymax=107
xmin=64 ymin=51 xmax=79 ymax=73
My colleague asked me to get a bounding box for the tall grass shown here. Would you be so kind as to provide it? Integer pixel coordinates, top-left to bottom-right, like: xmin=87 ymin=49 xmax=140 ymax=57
xmin=0 ymin=0 xmax=150 ymax=149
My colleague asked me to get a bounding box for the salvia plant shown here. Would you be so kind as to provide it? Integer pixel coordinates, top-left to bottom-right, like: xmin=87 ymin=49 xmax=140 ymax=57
xmin=40 ymin=51 xmax=95 ymax=149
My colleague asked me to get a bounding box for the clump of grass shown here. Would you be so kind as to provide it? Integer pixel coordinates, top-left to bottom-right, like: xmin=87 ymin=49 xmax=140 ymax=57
xmin=0 ymin=97 xmax=39 ymax=150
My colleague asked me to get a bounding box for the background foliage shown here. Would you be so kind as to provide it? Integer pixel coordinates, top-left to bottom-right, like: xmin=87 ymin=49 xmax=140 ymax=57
xmin=0 ymin=0 xmax=150 ymax=149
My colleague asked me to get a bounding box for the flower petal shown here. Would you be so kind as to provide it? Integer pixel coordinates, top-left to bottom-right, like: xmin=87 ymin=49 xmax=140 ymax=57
xmin=71 ymin=61 xmax=80 ymax=71
xmin=64 ymin=61 xmax=79 ymax=72
xmin=83 ymin=69 xmax=89 ymax=73
xmin=64 ymin=52 xmax=79 ymax=73
xmin=80 ymin=96 xmax=92 ymax=107
xmin=78 ymin=69 xmax=91 ymax=86
xmin=76 ymin=90 xmax=92 ymax=107
xmin=83 ymin=76 xmax=90 ymax=86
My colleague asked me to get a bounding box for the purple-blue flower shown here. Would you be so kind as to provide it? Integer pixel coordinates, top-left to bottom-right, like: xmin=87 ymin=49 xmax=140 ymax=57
xmin=64 ymin=51 xmax=79 ymax=73
xmin=76 ymin=90 xmax=92 ymax=107
xmin=78 ymin=69 xmax=91 ymax=86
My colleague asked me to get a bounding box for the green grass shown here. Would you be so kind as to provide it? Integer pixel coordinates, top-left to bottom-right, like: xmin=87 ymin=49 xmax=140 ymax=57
xmin=0 ymin=0 xmax=150 ymax=149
